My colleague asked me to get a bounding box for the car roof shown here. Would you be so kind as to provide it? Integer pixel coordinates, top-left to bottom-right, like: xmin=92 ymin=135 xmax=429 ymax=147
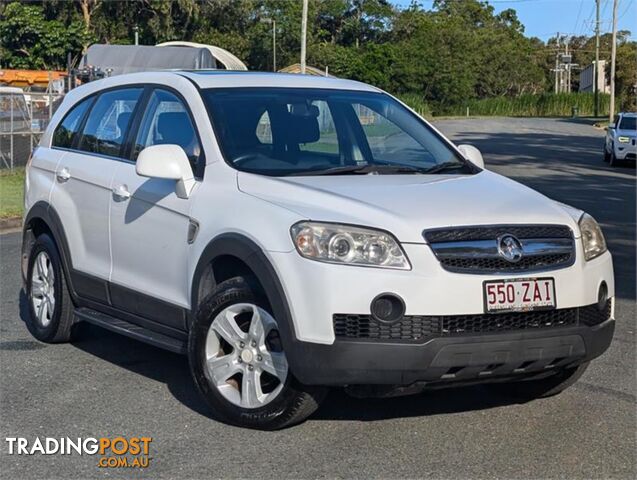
xmin=619 ymin=112 xmax=636 ymax=118
xmin=178 ymin=70 xmax=380 ymax=92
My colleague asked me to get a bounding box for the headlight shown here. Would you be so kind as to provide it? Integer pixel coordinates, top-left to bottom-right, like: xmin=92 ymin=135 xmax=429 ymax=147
xmin=579 ymin=213 xmax=607 ymax=261
xmin=290 ymin=222 xmax=410 ymax=269
xmin=617 ymin=136 xmax=631 ymax=143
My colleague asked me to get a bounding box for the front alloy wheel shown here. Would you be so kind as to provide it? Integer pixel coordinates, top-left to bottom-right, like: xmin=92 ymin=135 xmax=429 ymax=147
xmin=189 ymin=276 xmax=326 ymax=430
xmin=205 ymin=303 xmax=288 ymax=409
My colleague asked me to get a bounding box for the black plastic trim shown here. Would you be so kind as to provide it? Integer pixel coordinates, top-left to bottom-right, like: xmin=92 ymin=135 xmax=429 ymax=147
xmin=75 ymin=307 xmax=186 ymax=354
xmin=292 ymin=319 xmax=615 ymax=386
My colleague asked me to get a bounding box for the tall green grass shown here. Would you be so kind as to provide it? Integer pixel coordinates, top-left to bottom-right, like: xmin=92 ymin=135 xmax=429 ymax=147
xmin=448 ymin=93 xmax=610 ymax=117
xmin=398 ymin=92 xmax=611 ymax=118
xmin=396 ymin=93 xmax=432 ymax=118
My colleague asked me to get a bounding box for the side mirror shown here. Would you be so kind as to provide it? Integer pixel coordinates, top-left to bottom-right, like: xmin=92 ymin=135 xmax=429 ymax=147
xmin=136 ymin=144 xmax=195 ymax=199
xmin=457 ymin=144 xmax=485 ymax=170
xmin=608 ymin=123 xmax=616 ymax=130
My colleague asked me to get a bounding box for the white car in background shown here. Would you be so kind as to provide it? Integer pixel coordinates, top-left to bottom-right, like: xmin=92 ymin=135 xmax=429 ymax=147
xmin=22 ymin=71 xmax=615 ymax=429
xmin=604 ymin=112 xmax=636 ymax=166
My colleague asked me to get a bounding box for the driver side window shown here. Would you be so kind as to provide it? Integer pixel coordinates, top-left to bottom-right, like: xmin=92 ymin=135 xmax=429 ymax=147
xmin=133 ymin=89 xmax=203 ymax=178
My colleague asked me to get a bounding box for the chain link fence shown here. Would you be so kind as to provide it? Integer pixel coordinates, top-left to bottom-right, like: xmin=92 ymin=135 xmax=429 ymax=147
xmin=0 ymin=91 xmax=64 ymax=170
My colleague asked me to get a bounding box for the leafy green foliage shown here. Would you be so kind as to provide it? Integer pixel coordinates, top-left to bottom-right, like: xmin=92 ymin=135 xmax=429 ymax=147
xmin=0 ymin=0 xmax=633 ymax=116
xmin=0 ymin=2 xmax=89 ymax=69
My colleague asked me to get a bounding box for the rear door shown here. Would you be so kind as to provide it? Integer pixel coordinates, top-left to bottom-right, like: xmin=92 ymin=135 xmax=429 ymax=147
xmin=108 ymin=87 xmax=204 ymax=330
xmin=49 ymin=87 xmax=142 ymax=302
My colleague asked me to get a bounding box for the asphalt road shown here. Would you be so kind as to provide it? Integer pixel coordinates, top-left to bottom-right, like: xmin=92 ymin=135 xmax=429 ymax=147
xmin=1 ymin=117 xmax=635 ymax=479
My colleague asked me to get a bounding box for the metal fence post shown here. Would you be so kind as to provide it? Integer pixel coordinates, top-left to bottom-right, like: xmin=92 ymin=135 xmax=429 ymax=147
xmin=10 ymin=94 xmax=14 ymax=170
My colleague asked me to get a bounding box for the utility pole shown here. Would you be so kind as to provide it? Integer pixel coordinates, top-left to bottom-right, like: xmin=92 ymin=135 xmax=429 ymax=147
xmin=594 ymin=0 xmax=601 ymax=117
xmin=609 ymin=0 xmax=618 ymax=121
xmin=273 ymin=19 xmax=277 ymax=72
xmin=565 ymin=37 xmax=571 ymax=93
xmin=300 ymin=0 xmax=308 ymax=74
xmin=554 ymin=32 xmax=560 ymax=94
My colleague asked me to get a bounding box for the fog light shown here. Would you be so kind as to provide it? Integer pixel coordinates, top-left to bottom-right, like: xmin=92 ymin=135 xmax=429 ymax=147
xmin=597 ymin=282 xmax=608 ymax=310
xmin=371 ymin=294 xmax=405 ymax=323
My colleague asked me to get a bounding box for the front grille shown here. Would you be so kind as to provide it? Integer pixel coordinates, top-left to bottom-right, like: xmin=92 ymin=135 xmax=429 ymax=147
xmin=579 ymin=300 xmax=612 ymax=326
xmin=424 ymin=224 xmax=575 ymax=274
xmin=333 ymin=302 xmax=610 ymax=342
xmin=333 ymin=314 xmax=440 ymax=341
xmin=441 ymin=253 xmax=572 ymax=272
xmin=441 ymin=308 xmax=577 ymax=335
xmin=424 ymin=225 xmax=573 ymax=243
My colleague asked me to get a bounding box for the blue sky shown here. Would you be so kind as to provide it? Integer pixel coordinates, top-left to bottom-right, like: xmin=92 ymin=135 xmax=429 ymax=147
xmin=391 ymin=0 xmax=636 ymax=40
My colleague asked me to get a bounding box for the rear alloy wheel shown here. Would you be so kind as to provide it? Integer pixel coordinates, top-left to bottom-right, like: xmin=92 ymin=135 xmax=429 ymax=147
xmin=25 ymin=234 xmax=75 ymax=343
xmin=189 ymin=277 xmax=326 ymax=430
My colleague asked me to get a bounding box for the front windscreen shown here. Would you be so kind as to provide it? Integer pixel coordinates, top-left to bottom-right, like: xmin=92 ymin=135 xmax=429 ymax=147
xmin=203 ymin=88 xmax=475 ymax=177
xmin=619 ymin=116 xmax=636 ymax=131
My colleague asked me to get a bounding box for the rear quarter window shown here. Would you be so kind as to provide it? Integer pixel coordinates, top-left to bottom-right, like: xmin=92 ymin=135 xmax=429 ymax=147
xmin=52 ymin=97 xmax=93 ymax=149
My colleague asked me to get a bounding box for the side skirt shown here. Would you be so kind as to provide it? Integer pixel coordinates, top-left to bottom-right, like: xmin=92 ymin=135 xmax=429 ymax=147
xmin=75 ymin=307 xmax=187 ymax=354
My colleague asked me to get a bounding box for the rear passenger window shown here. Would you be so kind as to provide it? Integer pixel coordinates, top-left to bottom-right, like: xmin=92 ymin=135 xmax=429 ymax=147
xmin=52 ymin=98 xmax=92 ymax=149
xmin=78 ymin=88 xmax=142 ymax=157
xmin=133 ymin=89 xmax=203 ymax=177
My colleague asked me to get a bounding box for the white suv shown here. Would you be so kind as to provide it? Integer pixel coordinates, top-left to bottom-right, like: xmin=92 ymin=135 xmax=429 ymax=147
xmin=604 ymin=112 xmax=636 ymax=166
xmin=22 ymin=71 xmax=614 ymax=429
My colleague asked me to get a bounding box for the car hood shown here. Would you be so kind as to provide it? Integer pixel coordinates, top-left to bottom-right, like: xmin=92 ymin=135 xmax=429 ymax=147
xmin=237 ymin=170 xmax=580 ymax=243
xmin=616 ymin=128 xmax=636 ymax=138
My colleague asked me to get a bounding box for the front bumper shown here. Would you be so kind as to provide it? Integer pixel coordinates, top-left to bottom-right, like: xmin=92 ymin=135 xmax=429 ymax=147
xmin=268 ymin=245 xmax=614 ymax=344
xmin=268 ymin=237 xmax=615 ymax=386
xmin=288 ymin=317 xmax=614 ymax=386
xmin=614 ymin=141 xmax=636 ymax=160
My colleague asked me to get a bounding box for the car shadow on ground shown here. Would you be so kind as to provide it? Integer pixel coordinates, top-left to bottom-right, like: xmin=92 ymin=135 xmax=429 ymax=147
xmin=18 ymin=289 xmax=521 ymax=424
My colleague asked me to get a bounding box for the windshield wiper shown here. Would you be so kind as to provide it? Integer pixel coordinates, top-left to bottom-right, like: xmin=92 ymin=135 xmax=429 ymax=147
xmin=420 ymin=161 xmax=468 ymax=174
xmin=289 ymin=164 xmax=428 ymax=176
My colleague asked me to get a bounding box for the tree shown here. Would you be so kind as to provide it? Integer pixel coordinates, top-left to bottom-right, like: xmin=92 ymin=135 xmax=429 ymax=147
xmin=0 ymin=2 xmax=88 ymax=69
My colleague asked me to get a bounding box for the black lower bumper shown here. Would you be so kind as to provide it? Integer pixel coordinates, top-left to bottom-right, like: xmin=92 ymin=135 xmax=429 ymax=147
xmin=288 ymin=319 xmax=615 ymax=386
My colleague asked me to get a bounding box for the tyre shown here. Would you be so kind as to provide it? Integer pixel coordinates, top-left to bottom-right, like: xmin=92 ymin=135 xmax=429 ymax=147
xmin=189 ymin=276 xmax=326 ymax=430
xmin=487 ymin=362 xmax=589 ymax=401
xmin=609 ymin=146 xmax=619 ymax=167
xmin=25 ymin=234 xmax=75 ymax=343
xmin=608 ymin=150 xmax=619 ymax=167
xmin=603 ymin=146 xmax=610 ymax=162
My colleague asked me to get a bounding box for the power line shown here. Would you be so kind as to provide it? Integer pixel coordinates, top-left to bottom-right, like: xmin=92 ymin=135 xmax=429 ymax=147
xmin=618 ymin=0 xmax=636 ymax=20
xmin=572 ymin=0 xmax=585 ymax=35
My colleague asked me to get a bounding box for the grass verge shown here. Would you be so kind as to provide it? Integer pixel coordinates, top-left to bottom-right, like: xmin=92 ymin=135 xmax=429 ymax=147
xmin=0 ymin=167 xmax=25 ymax=219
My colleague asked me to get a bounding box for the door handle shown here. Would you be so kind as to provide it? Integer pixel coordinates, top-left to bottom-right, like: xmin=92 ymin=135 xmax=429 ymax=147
xmin=56 ymin=167 xmax=71 ymax=183
xmin=112 ymin=184 xmax=131 ymax=201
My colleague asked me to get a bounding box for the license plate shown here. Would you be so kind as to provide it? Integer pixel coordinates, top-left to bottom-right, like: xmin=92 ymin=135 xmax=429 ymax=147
xmin=483 ymin=278 xmax=556 ymax=313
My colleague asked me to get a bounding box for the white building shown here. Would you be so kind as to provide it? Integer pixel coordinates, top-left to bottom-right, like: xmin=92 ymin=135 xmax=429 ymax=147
xmin=579 ymin=60 xmax=610 ymax=94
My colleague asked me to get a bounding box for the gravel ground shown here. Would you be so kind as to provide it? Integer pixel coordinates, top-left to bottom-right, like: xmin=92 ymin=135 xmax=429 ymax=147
xmin=1 ymin=117 xmax=635 ymax=479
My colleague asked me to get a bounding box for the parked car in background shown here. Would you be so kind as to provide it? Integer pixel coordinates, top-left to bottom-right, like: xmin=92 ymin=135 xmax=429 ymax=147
xmin=22 ymin=71 xmax=615 ymax=430
xmin=604 ymin=112 xmax=636 ymax=166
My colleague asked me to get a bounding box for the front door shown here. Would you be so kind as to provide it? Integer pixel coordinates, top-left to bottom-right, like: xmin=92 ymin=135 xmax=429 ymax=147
xmin=109 ymin=88 xmax=204 ymax=330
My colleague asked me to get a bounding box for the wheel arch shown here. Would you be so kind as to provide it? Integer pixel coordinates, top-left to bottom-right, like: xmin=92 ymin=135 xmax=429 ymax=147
xmin=22 ymin=202 xmax=74 ymax=293
xmin=190 ymin=233 xmax=299 ymax=364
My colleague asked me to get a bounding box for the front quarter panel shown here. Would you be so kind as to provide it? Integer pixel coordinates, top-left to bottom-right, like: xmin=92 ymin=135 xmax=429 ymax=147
xmin=187 ymin=162 xmax=303 ymax=307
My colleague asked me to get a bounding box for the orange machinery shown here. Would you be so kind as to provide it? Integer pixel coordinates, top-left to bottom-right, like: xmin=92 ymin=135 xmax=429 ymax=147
xmin=0 ymin=69 xmax=68 ymax=90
